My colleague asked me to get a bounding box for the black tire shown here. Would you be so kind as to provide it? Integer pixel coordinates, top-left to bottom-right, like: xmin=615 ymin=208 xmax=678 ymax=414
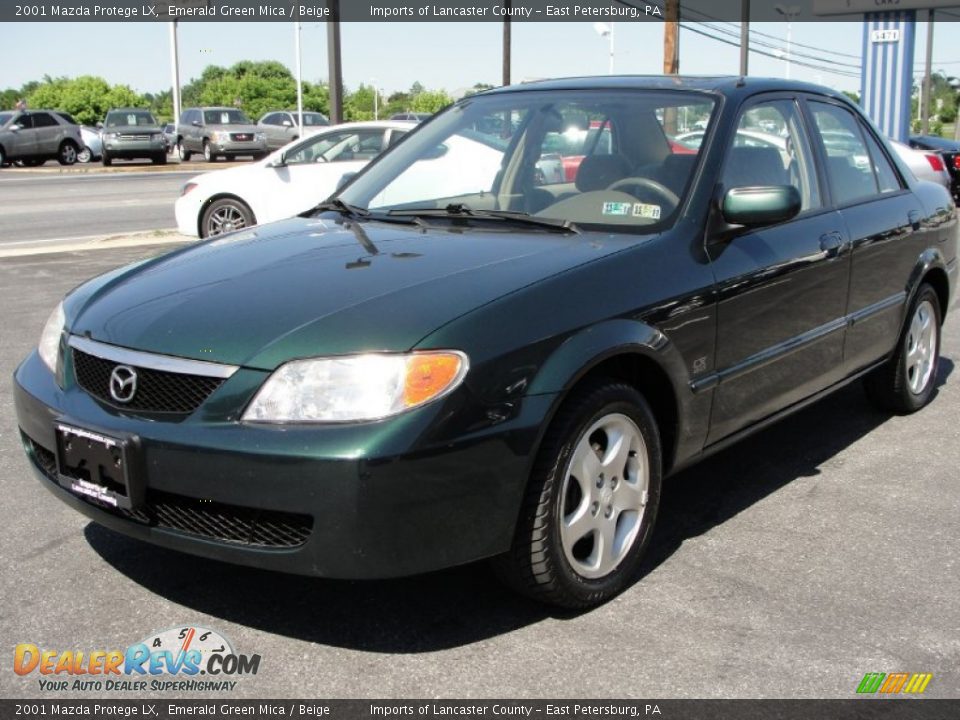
xmin=200 ymin=197 xmax=255 ymax=238
xmin=177 ymin=141 xmax=191 ymax=162
xmin=77 ymin=146 xmax=92 ymax=164
xmin=152 ymin=153 xmax=167 ymax=165
xmin=203 ymin=140 xmax=213 ymax=162
xmin=494 ymin=379 xmax=662 ymax=609
xmin=57 ymin=141 xmax=78 ymax=165
xmin=0 ymin=147 xmax=7 ymax=167
xmin=864 ymin=283 xmax=942 ymax=414
xmin=102 ymin=152 xmax=112 ymax=167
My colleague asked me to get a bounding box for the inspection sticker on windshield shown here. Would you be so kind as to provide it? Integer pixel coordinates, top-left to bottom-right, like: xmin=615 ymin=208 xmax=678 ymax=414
xmin=633 ymin=203 xmax=662 ymax=220
xmin=602 ymin=202 xmax=632 ymax=216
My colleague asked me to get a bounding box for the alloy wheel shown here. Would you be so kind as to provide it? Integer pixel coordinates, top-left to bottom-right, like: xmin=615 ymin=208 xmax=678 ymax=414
xmin=906 ymin=299 xmax=937 ymax=395
xmin=206 ymin=204 xmax=247 ymax=236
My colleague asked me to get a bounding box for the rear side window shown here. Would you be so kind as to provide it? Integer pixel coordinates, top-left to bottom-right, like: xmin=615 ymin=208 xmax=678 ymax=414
xmin=809 ymin=102 xmax=882 ymax=206
xmin=32 ymin=113 xmax=58 ymax=128
xmin=861 ymin=128 xmax=903 ymax=194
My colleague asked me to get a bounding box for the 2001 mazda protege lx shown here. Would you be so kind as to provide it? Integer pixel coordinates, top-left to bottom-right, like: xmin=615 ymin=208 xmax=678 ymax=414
xmin=14 ymin=77 xmax=958 ymax=608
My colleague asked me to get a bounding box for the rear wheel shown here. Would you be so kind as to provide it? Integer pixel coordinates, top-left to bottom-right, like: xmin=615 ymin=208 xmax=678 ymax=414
xmin=152 ymin=153 xmax=167 ymax=165
xmin=102 ymin=152 xmax=112 ymax=167
xmin=200 ymin=197 xmax=255 ymax=238
xmin=0 ymin=147 xmax=7 ymax=167
xmin=494 ymin=379 xmax=662 ymax=608
xmin=57 ymin=141 xmax=78 ymax=165
xmin=864 ymin=283 xmax=942 ymax=414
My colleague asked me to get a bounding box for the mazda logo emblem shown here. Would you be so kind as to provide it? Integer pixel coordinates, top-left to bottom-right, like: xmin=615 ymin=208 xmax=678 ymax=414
xmin=109 ymin=365 xmax=138 ymax=404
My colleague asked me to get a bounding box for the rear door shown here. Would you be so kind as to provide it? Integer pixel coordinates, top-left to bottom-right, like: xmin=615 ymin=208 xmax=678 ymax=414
xmin=707 ymin=95 xmax=852 ymax=444
xmin=31 ymin=112 xmax=61 ymax=155
xmin=806 ymin=99 xmax=931 ymax=374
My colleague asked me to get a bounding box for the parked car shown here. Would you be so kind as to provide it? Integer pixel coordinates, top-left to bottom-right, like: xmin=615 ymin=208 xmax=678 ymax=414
xmin=99 ymin=109 xmax=166 ymax=166
xmin=890 ymin=140 xmax=952 ymax=192
xmin=14 ymin=78 xmax=957 ymax=609
xmin=75 ymin=126 xmax=103 ymax=163
xmin=257 ymin=110 xmax=330 ymax=151
xmin=0 ymin=109 xmax=83 ymax=167
xmin=175 ymin=121 xmax=418 ymax=237
xmin=162 ymin=123 xmax=177 ymax=154
xmin=390 ymin=112 xmax=432 ymax=122
xmin=175 ymin=107 xmax=267 ymax=162
xmin=910 ymin=134 xmax=960 ymax=200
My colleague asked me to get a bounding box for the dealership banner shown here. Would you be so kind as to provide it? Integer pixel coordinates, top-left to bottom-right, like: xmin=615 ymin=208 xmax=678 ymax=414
xmin=2 ymin=700 xmax=960 ymax=719
xmin=1 ymin=0 xmax=931 ymax=23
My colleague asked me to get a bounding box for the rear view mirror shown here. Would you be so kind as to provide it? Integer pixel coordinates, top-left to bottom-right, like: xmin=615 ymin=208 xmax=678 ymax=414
xmin=722 ymin=185 xmax=801 ymax=227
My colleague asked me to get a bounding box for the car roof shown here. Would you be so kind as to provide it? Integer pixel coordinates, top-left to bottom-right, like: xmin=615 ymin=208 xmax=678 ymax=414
xmin=482 ymin=75 xmax=850 ymax=104
xmin=319 ymin=120 xmax=417 ymax=132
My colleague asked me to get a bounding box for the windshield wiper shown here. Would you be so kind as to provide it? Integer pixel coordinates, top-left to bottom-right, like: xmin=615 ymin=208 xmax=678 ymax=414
xmin=388 ymin=203 xmax=580 ymax=234
xmin=311 ymin=198 xmax=370 ymax=217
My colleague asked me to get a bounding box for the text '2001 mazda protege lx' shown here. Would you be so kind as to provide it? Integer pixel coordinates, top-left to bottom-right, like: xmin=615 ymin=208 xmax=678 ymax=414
xmin=14 ymin=77 xmax=958 ymax=608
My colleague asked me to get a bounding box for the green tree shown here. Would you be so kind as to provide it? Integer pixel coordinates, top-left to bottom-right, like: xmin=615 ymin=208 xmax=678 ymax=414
xmin=410 ymin=90 xmax=452 ymax=114
xmin=27 ymin=76 xmax=144 ymax=125
xmin=344 ymin=84 xmax=382 ymax=121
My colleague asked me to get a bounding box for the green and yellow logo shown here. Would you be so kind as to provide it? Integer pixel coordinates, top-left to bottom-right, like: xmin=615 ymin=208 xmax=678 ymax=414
xmin=857 ymin=672 xmax=933 ymax=694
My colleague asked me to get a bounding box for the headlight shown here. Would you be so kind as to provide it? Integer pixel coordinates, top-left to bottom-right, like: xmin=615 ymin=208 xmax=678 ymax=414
xmin=106 ymin=132 xmax=119 ymax=140
xmin=38 ymin=301 xmax=65 ymax=374
xmin=255 ymin=132 xmax=266 ymax=142
xmin=243 ymin=351 xmax=468 ymax=423
xmin=151 ymin=133 xmax=162 ymax=141
xmin=209 ymin=131 xmax=222 ymax=142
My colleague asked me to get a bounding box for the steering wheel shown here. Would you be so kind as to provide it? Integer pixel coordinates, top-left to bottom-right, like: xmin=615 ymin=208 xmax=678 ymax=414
xmin=605 ymin=177 xmax=680 ymax=210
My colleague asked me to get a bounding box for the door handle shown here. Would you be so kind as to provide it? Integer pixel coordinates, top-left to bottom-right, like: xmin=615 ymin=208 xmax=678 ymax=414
xmin=819 ymin=232 xmax=845 ymax=258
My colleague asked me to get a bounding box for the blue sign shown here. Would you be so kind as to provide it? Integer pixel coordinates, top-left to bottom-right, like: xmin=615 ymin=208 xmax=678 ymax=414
xmin=860 ymin=11 xmax=916 ymax=142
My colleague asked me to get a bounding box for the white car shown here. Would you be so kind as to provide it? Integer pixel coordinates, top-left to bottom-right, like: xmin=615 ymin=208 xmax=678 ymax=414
xmin=175 ymin=121 xmax=415 ymax=238
xmin=176 ymin=120 xmax=506 ymax=238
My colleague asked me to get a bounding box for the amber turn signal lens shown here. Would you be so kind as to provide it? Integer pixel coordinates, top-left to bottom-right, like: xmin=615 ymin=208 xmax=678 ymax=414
xmin=404 ymin=353 xmax=465 ymax=407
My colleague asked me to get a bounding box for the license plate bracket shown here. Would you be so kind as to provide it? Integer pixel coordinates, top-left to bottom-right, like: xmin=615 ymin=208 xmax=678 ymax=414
xmin=54 ymin=423 xmax=143 ymax=510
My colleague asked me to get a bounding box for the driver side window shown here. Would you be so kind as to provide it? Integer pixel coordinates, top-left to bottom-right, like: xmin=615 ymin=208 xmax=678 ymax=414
xmin=722 ymin=99 xmax=820 ymax=212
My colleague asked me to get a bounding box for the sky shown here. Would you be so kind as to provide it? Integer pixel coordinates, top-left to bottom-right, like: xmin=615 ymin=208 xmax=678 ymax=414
xmin=1 ymin=20 xmax=959 ymax=98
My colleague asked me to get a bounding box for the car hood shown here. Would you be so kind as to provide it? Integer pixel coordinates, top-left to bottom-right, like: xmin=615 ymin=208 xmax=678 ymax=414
xmin=67 ymin=216 xmax=638 ymax=370
xmin=207 ymin=124 xmax=259 ymax=134
xmin=104 ymin=125 xmax=162 ymax=134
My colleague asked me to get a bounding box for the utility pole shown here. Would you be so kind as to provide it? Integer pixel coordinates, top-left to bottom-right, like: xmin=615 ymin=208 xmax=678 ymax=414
xmin=294 ymin=20 xmax=303 ymax=134
xmin=663 ymin=0 xmax=679 ymax=76
xmin=326 ymin=0 xmax=343 ymax=124
xmin=921 ymin=10 xmax=934 ymax=136
xmin=503 ymin=0 xmax=511 ymax=86
xmin=168 ymin=21 xmax=181 ymax=124
xmin=740 ymin=0 xmax=750 ymax=76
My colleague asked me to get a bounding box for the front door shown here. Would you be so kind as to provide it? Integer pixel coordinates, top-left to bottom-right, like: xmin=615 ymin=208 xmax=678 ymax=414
xmin=9 ymin=112 xmax=37 ymax=158
xmin=707 ymin=96 xmax=852 ymax=444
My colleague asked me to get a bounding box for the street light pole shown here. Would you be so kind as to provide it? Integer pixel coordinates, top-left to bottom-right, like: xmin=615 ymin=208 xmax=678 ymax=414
xmin=168 ymin=21 xmax=181 ymax=125
xmin=922 ymin=10 xmax=934 ymax=136
xmin=294 ymin=20 xmax=304 ymax=134
xmin=740 ymin=0 xmax=750 ymax=76
xmin=775 ymin=4 xmax=800 ymax=80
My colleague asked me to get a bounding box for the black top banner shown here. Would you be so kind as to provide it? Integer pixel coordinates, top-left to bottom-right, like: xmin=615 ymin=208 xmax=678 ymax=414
xmin=7 ymin=0 xmax=956 ymax=23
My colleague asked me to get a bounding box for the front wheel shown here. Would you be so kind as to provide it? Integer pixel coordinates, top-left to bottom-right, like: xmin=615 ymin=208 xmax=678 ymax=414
xmin=77 ymin=146 xmax=92 ymax=163
xmin=200 ymin=197 xmax=255 ymax=238
xmin=57 ymin=142 xmax=78 ymax=165
xmin=864 ymin=283 xmax=942 ymax=414
xmin=102 ymin=152 xmax=112 ymax=167
xmin=203 ymin=140 xmax=213 ymax=162
xmin=494 ymin=379 xmax=662 ymax=609
xmin=152 ymin=153 xmax=167 ymax=165
xmin=177 ymin=142 xmax=191 ymax=162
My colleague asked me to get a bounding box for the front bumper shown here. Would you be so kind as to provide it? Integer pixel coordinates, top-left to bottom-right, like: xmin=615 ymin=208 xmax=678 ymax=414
xmin=210 ymin=140 xmax=266 ymax=157
xmin=103 ymin=139 xmax=165 ymax=158
xmin=13 ymin=350 xmax=552 ymax=579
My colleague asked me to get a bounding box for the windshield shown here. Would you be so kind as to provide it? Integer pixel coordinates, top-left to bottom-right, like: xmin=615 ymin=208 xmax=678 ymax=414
xmin=204 ymin=109 xmax=251 ymax=125
xmin=338 ymin=89 xmax=716 ymax=232
xmin=0 ymin=112 xmax=13 ymax=127
xmin=105 ymin=110 xmax=157 ymax=127
xmin=303 ymin=112 xmax=329 ymax=126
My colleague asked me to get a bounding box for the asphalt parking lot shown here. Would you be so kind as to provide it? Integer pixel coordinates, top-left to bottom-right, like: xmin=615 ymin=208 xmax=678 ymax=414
xmin=0 ymin=244 xmax=958 ymax=699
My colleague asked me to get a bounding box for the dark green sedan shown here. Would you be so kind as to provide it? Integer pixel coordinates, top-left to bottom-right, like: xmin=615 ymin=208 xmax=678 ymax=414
xmin=14 ymin=77 xmax=958 ymax=608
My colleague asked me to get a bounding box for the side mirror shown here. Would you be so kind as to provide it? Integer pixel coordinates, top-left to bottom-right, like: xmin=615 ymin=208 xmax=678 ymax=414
xmin=9 ymin=124 xmax=19 ymax=132
xmin=95 ymin=122 xmax=103 ymax=130
xmin=721 ymin=185 xmax=801 ymax=227
xmin=266 ymin=154 xmax=286 ymax=168
xmin=282 ymin=119 xmax=293 ymax=128
xmin=336 ymin=172 xmax=357 ymax=190
xmin=191 ymin=120 xmax=202 ymax=127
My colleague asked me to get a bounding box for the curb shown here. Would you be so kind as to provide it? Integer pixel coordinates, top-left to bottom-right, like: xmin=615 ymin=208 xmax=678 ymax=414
xmin=0 ymin=230 xmax=195 ymax=258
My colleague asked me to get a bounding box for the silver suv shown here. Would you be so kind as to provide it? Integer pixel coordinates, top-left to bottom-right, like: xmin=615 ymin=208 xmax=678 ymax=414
xmin=100 ymin=108 xmax=166 ymax=166
xmin=176 ymin=107 xmax=267 ymax=162
xmin=0 ymin=109 xmax=83 ymax=167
